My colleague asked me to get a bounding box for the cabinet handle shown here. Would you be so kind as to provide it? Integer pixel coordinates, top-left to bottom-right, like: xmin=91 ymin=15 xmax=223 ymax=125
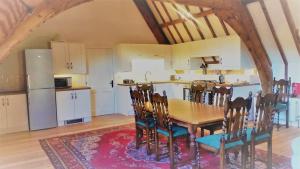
xmin=71 ymin=93 xmax=74 ymax=99
xmin=75 ymin=92 xmax=77 ymax=99
xmin=70 ymin=62 xmax=73 ymax=69
xmin=2 ymin=98 xmax=4 ymax=106
xmin=6 ymin=98 xmax=9 ymax=106
xmin=27 ymin=75 xmax=31 ymax=89
xmin=66 ymin=62 xmax=70 ymax=69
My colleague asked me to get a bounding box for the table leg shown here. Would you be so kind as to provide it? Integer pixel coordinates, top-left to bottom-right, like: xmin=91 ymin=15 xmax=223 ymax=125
xmin=188 ymin=124 xmax=197 ymax=168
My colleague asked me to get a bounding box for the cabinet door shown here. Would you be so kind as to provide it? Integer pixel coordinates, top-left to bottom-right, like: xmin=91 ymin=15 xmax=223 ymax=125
xmin=0 ymin=96 xmax=7 ymax=130
xmin=51 ymin=42 xmax=69 ymax=74
xmin=74 ymin=90 xmax=91 ymax=118
xmin=6 ymin=94 xmax=28 ymax=132
xmin=68 ymin=43 xmax=87 ymax=74
xmin=56 ymin=91 xmax=75 ymax=121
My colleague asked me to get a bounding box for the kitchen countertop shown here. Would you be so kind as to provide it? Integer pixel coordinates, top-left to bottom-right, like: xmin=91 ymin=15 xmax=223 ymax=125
xmin=0 ymin=90 xmax=26 ymax=96
xmin=55 ymin=86 xmax=91 ymax=92
xmin=117 ymin=80 xmax=260 ymax=87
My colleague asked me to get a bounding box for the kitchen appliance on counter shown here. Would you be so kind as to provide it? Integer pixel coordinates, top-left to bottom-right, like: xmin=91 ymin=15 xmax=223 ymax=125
xmin=55 ymin=77 xmax=72 ymax=88
xmin=25 ymin=49 xmax=57 ymax=130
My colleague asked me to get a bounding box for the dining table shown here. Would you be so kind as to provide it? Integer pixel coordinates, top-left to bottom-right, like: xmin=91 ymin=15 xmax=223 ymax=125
xmin=167 ymin=99 xmax=225 ymax=168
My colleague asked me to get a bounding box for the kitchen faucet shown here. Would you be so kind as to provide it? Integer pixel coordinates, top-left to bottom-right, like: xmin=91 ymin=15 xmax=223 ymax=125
xmin=144 ymin=71 xmax=151 ymax=82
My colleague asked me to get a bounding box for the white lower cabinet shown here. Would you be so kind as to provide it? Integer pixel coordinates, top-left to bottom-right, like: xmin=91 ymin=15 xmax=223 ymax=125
xmin=0 ymin=94 xmax=28 ymax=134
xmin=56 ymin=89 xmax=91 ymax=126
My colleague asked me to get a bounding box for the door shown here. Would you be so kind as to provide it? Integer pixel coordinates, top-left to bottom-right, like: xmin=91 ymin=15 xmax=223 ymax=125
xmin=25 ymin=49 xmax=55 ymax=89
xmin=56 ymin=91 xmax=75 ymax=121
xmin=74 ymin=90 xmax=91 ymax=118
xmin=28 ymin=89 xmax=57 ymax=130
xmin=87 ymin=49 xmax=115 ymax=116
xmin=68 ymin=43 xmax=86 ymax=74
xmin=51 ymin=42 xmax=69 ymax=74
xmin=6 ymin=94 xmax=28 ymax=131
xmin=0 ymin=96 xmax=7 ymax=130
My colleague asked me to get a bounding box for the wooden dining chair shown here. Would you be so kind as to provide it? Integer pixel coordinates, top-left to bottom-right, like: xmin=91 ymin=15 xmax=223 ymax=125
xmin=136 ymin=83 xmax=154 ymax=103
xmin=272 ymin=77 xmax=291 ymax=130
xmin=151 ymin=91 xmax=190 ymax=169
xmin=196 ymin=96 xmax=250 ymax=169
xmin=189 ymin=82 xmax=206 ymax=103
xmin=246 ymin=92 xmax=278 ymax=169
xmin=129 ymin=87 xmax=155 ymax=155
xmin=200 ymin=86 xmax=233 ymax=136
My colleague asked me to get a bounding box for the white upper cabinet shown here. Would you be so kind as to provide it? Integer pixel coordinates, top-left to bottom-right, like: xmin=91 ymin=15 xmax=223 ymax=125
xmin=51 ymin=42 xmax=87 ymax=74
xmin=0 ymin=96 xmax=7 ymax=130
xmin=114 ymin=44 xmax=172 ymax=72
xmin=172 ymin=35 xmax=254 ymax=70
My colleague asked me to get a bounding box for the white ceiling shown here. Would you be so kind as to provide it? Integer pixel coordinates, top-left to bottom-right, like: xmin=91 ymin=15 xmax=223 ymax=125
xmin=29 ymin=0 xmax=157 ymax=48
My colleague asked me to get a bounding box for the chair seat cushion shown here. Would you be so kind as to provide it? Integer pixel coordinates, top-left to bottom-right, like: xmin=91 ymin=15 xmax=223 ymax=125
xmin=157 ymin=124 xmax=188 ymax=137
xmin=246 ymin=128 xmax=271 ymax=142
xmin=136 ymin=119 xmax=155 ymax=128
xmin=195 ymin=134 xmax=244 ymax=150
xmin=275 ymin=103 xmax=288 ymax=111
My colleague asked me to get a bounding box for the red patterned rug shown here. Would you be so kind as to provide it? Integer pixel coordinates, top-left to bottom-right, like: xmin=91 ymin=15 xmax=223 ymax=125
xmin=40 ymin=124 xmax=291 ymax=169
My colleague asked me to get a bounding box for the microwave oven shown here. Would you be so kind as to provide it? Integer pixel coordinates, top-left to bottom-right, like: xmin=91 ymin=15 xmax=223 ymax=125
xmin=54 ymin=77 xmax=72 ymax=88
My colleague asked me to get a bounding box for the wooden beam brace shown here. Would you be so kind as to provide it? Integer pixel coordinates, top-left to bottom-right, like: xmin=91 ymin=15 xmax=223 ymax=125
xmin=200 ymin=8 xmax=217 ymax=38
xmin=185 ymin=5 xmax=205 ymax=39
xmin=259 ymin=0 xmax=288 ymax=79
xmin=280 ymin=0 xmax=300 ymax=56
xmin=160 ymin=9 xmax=213 ymax=27
xmin=160 ymin=1 xmax=184 ymax=43
xmin=242 ymin=0 xmax=258 ymax=5
xmin=219 ymin=18 xmax=230 ymax=36
xmin=133 ymin=0 xmax=170 ymax=44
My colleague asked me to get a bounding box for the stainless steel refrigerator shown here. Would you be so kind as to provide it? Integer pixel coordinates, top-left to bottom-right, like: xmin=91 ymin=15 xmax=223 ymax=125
xmin=25 ymin=49 xmax=57 ymax=130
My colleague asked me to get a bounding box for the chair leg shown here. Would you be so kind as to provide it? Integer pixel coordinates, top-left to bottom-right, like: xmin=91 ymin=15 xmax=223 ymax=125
xmin=267 ymin=139 xmax=272 ymax=169
xmin=220 ymin=150 xmax=225 ymax=169
xmin=250 ymin=142 xmax=255 ymax=169
xmin=277 ymin=111 xmax=280 ymax=131
xmin=241 ymin=146 xmax=246 ymax=169
xmin=146 ymin=129 xmax=151 ymax=155
xmin=286 ymin=108 xmax=289 ymax=128
xmin=136 ymin=127 xmax=141 ymax=149
xmin=196 ymin=143 xmax=201 ymax=168
xmin=169 ymin=137 xmax=175 ymax=169
xmin=186 ymin=134 xmax=190 ymax=149
xmin=201 ymin=128 xmax=205 ymax=137
xmin=155 ymin=132 xmax=160 ymax=161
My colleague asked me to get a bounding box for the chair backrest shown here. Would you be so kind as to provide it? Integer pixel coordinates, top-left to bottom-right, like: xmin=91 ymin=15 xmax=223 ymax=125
xmin=190 ymin=82 xmax=206 ymax=103
xmin=272 ymin=77 xmax=291 ymax=104
xmin=222 ymin=96 xmax=250 ymax=143
xmin=253 ymin=92 xmax=278 ymax=135
xmin=151 ymin=91 xmax=172 ymax=131
xmin=130 ymin=87 xmax=147 ymax=122
xmin=136 ymin=83 xmax=154 ymax=103
xmin=212 ymin=86 xmax=233 ymax=107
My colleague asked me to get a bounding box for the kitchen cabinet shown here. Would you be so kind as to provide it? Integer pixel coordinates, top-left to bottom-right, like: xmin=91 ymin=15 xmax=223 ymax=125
xmin=287 ymin=98 xmax=300 ymax=127
xmin=51 ymin=41 xmax=87 ymax=74
xmin=114 ymin=44 xmax=172 ymax=72
xmin=0 ymin=94 xmax=28 ymax=134
xmin=56 ymin=89 xmax=91 ymax=126
xmin=115 ymin=86 xmax=134 ymax=116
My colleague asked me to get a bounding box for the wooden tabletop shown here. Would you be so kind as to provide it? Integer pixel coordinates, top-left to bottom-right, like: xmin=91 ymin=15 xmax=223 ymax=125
xmin=168 ymin=99 xmax=224 ymax=125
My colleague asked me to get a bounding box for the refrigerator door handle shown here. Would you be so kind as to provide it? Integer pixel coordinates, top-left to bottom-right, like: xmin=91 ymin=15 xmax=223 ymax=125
xmin=71 ymin=93 xmax=74 ymax=100
xmin=75 ymin=92 xmax=77 ymax=99
xmin=6 ymin=98 xmax=9 ymax=106
xmin=27 ymin=75 xmax=31 ymax=89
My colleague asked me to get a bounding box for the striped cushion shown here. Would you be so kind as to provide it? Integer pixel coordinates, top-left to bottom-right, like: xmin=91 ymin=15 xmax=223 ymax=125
xmin=246 ymin=128 xmax=271 ymax=142
xmin=136 ymin=119 xmax=155 ymax=128
xmin=275 ymin=103 xmax=288 ymax=111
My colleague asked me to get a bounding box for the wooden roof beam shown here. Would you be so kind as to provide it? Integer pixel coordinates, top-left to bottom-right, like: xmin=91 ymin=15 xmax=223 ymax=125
xmin=259 ymin=0 xmax=288 ymax=79
xmin=160 ymin=9 xmax=213 ymax=27
xmin=133 ymin=0 xmax=170 ymax=44
xmin=280 ymin=0 xmax=300 ymax=56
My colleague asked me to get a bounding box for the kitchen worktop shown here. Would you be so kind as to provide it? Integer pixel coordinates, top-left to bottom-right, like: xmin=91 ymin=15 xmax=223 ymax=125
xmin=55 ymin=86 xmax=91 ymax=92
xmin=117 ymin=80 xmax=260 ymax=87
xmin=0 ymin=90 xmax=26 ymax=96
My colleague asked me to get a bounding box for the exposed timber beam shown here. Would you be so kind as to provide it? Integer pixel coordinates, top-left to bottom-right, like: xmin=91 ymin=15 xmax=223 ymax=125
xmin=133 ymin=0 xmax=170 ymax=44
xmin=174 ymin=0 xmax=273 ymax=93
xmin=242 ymin=0 xmax=259 ymax=5
xmin=0 ymin=0 xmax=92 ymax=61
xmin=200 ymin=8 xmax=217 ymax=38
xmin=280 ymin=0 xmax=300 ymax=56
xmin=160 ymin=9 xmax=213 ymax=27
xmin=185 ymin=5 xmax=205 ymax=39
xmin=259 ymin=0 xmax=288 ymax=79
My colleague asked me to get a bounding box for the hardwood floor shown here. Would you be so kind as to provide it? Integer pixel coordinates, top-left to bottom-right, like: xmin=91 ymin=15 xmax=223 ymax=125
xmin=0 ymin=114 xmax=298 ymax=169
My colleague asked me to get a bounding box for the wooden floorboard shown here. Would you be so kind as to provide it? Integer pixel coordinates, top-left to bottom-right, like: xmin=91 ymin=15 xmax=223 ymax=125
xmin=0 ymin=114 xmax=298 ymax=169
